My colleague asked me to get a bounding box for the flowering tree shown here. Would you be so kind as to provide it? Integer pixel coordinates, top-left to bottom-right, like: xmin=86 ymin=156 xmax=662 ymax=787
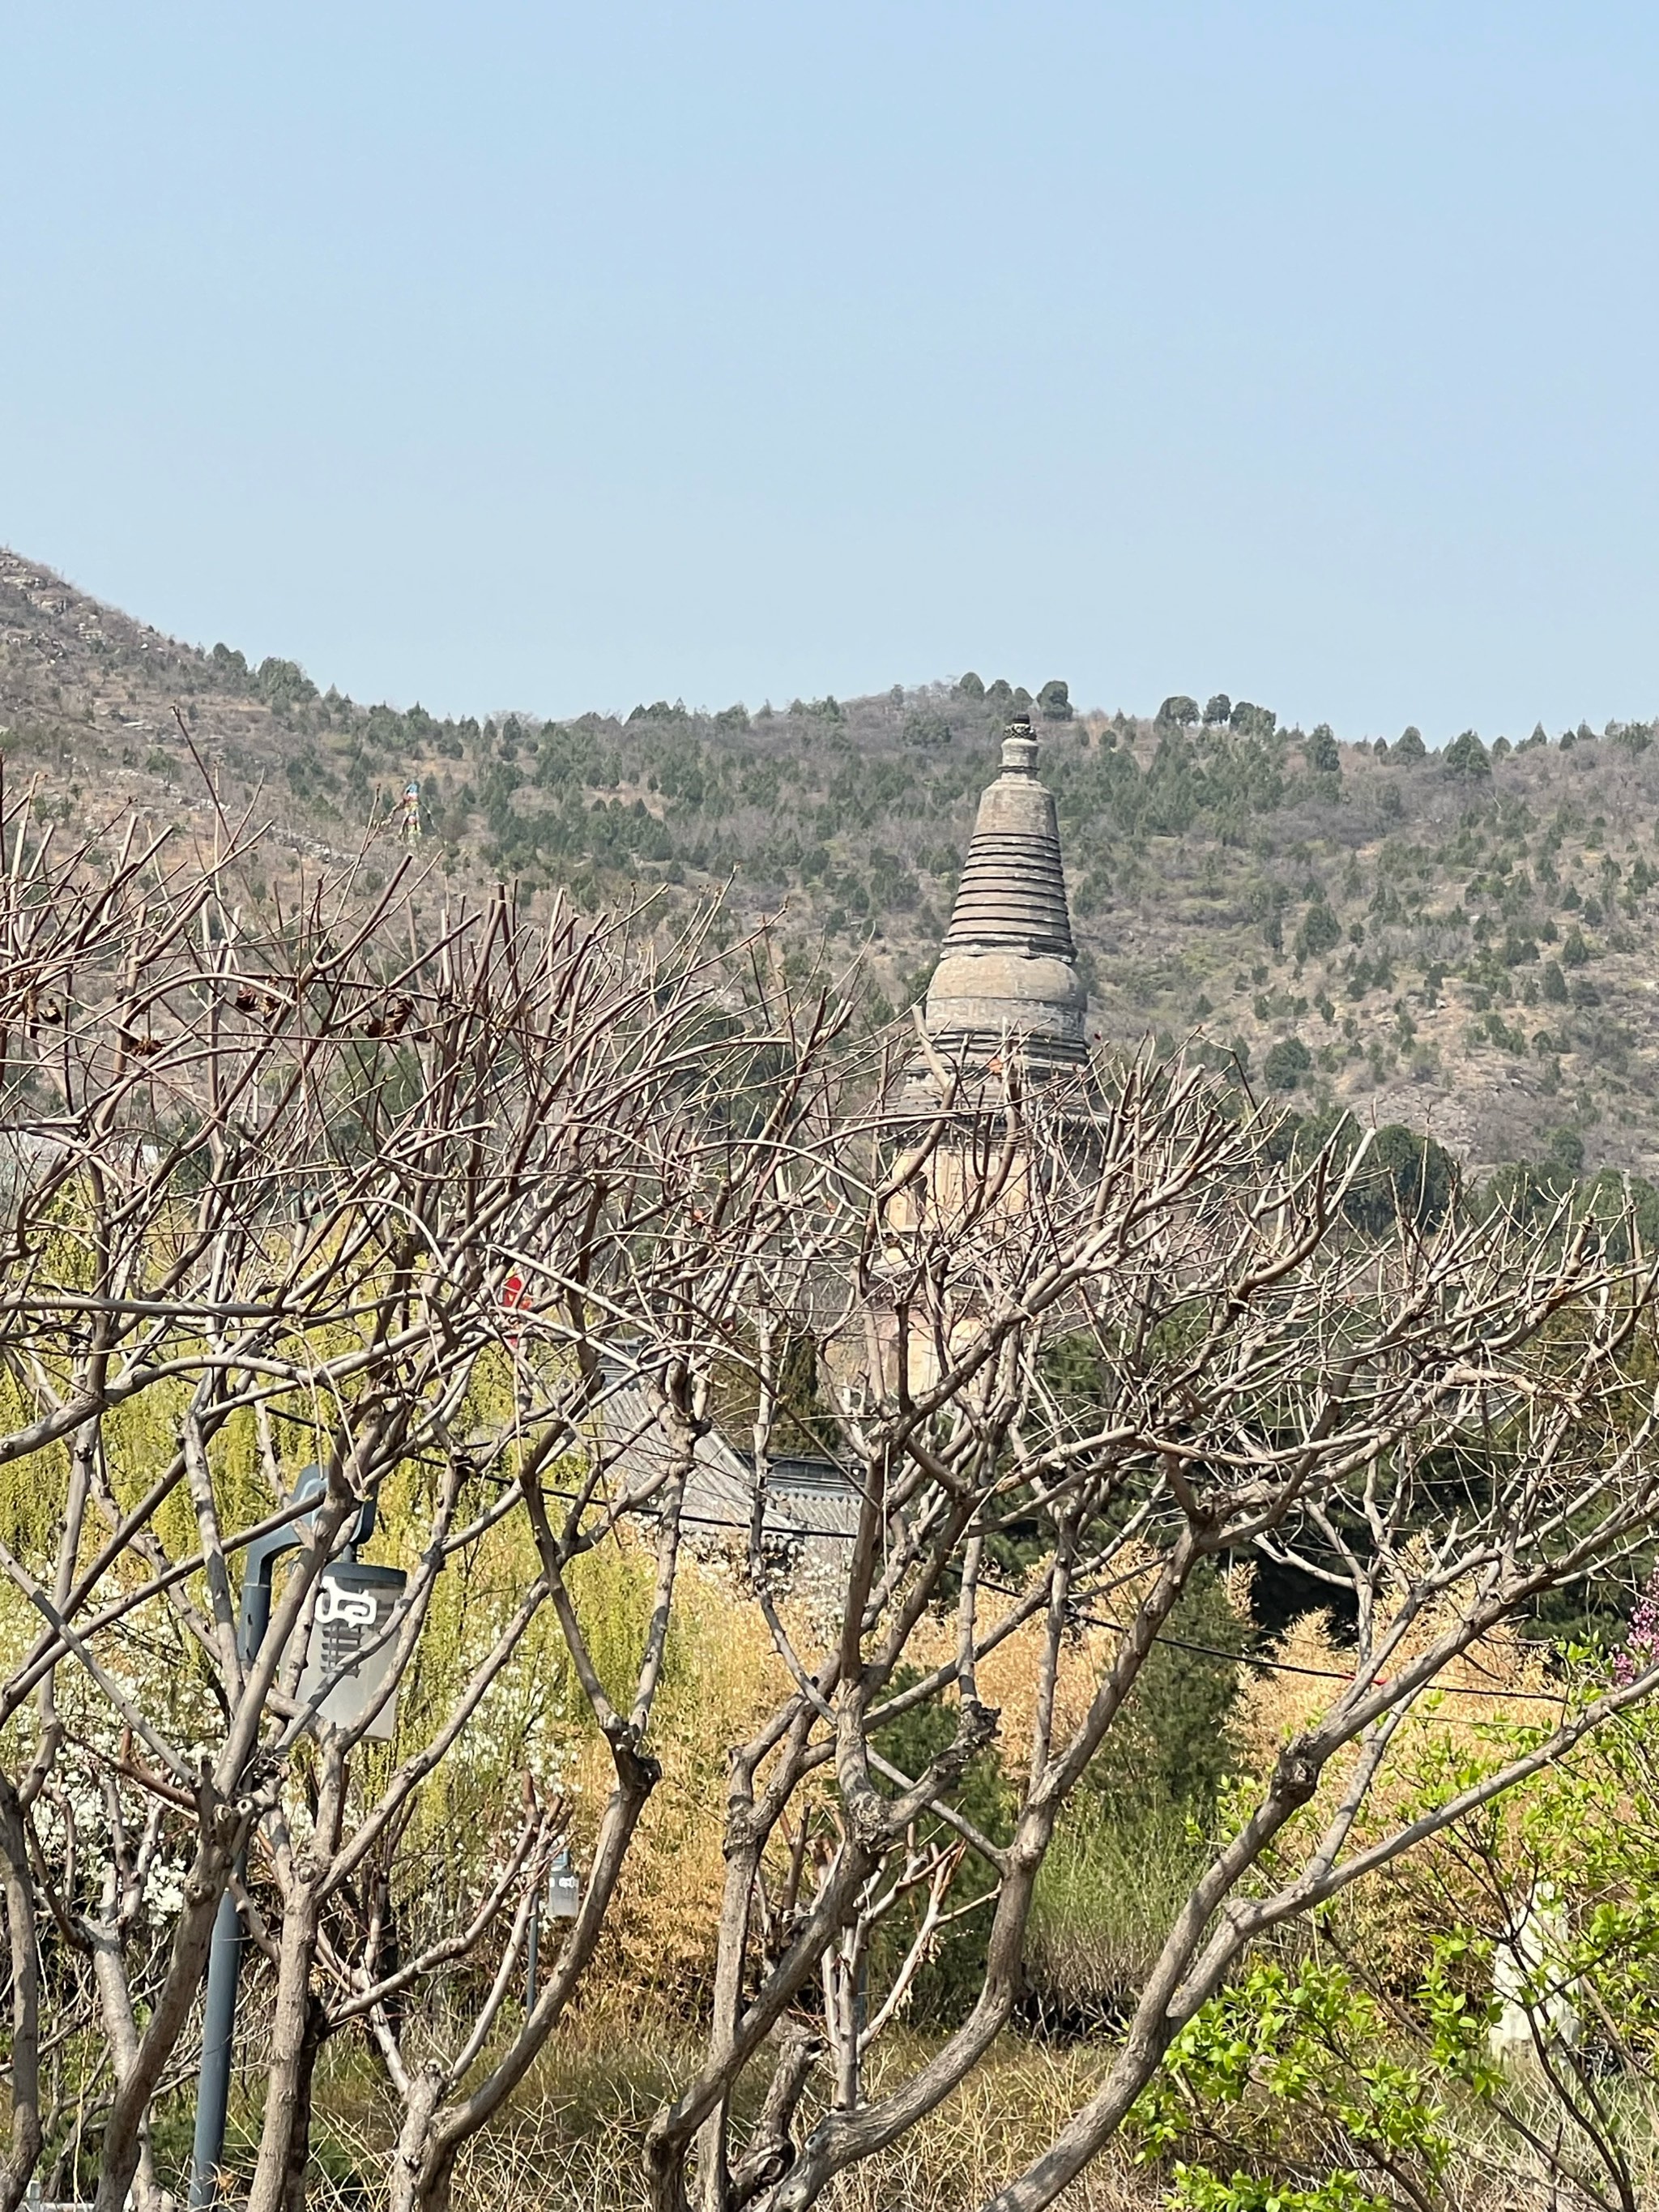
xmin=1614 ymin=1561 xmax=1659 ymax=1685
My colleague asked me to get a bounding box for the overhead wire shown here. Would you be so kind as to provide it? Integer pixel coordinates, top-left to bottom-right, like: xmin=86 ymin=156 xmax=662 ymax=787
xmin=424 ymin=1444 xmax=1587 ymax=1705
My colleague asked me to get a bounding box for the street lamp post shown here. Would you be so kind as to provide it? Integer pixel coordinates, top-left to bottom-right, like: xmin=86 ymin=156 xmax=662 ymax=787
xmin=186 ymin=1470 xmax=349 ymax=2208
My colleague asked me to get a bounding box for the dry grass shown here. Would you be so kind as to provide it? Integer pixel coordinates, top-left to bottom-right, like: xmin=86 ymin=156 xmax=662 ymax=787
xmin=292 ymin=2009 xmax=1160 ymax=2211
xmin=1025 ymin=1800 xmax=1206 ymax=2016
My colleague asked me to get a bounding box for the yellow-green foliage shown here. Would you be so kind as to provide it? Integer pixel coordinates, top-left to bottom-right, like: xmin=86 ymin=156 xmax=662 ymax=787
xmin=360 ymin=1441 xmax=787 ymax=1990
xmin=0 ymin=1364 xmax=74 ymax=1694
xmin=0 ymin=1363 xmax=70 ymax=1563
xmin=596 ymin=1548 xmax=784 ymax=1990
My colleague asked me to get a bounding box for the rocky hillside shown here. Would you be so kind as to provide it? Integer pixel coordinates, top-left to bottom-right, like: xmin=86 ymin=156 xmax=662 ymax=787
xmin=6 ymin=548 xmax=1659 ymax=1180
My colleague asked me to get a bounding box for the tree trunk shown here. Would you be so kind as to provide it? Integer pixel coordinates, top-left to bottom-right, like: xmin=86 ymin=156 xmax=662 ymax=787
xmin=246 ymin=1875 xmax=326 ymax=2212
xmin=0 ymin=1775 xmax=41 ymax=2212
xmin=94 ymin=1824 xmax=241 ymax=2212
xmin=693 ymin=1836 xmax=761 ymax=2212
xmin=387 ymin=2069 xmax=445 ymax=2212
xmin=87 ymin=1926 xmax=165 ymax=2212
xmin=279 ymin=1998 xmax=328 ymax=2212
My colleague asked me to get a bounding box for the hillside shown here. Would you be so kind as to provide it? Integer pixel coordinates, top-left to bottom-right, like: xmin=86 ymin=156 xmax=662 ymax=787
xmin=6 ymin=547 xmax=1659 ymax=1180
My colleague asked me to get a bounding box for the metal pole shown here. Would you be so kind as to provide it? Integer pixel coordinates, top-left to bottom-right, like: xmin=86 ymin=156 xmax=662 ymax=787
xmin=187 ymin=1469 xmax=333 ymax=2207
xmin=188 ymin=1873 xmax=245 ymax=2207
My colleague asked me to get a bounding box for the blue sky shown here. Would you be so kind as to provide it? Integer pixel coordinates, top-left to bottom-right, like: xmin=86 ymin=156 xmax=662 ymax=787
xmin=4 ymin=2 xmax=1657 ymax=737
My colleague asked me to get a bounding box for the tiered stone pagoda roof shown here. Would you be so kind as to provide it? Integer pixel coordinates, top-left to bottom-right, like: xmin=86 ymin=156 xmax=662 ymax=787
xmin=906 ymin=719 xmax=1089 ymax=1100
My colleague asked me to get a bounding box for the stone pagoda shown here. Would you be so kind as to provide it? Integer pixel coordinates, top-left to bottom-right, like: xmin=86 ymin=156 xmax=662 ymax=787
xmin=904 ymin=716 xmax=1090 ymax=1104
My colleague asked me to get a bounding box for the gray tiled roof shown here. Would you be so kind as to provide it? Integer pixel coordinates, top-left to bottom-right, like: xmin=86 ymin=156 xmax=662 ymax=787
xmin=592 ymin=1379 xmax=861 ymax=1555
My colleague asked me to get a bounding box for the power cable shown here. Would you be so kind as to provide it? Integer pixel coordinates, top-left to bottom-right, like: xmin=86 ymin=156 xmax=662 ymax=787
xmin=433 ymin=1452 xmax=1587 ymax=1705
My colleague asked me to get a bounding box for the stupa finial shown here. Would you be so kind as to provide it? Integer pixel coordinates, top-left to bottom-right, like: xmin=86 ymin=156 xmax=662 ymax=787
xmin=999 ymin=716 xmax=1040 ymax=775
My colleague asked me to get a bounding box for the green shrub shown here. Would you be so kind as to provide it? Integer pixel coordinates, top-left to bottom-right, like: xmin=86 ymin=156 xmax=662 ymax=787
xmin=1294 ymin=902 xmax=1342 ymax=961
xmin=1027 ymin=1798 xmax=1208 ymax=2016
xmin=1264 ymin=1036 xmax=1312 ymax=1090
xmin=1444 ymin=729 xmax=1490 ymax=777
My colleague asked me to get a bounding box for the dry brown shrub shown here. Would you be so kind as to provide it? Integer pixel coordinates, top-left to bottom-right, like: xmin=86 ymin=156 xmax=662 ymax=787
xmin=573 ymin=1544 xmax=794 ymax=1995
xmin=1235 ymin=1576 xmax=1559 ymax=1979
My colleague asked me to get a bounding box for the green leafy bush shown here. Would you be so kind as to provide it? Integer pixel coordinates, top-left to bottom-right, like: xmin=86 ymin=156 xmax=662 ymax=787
xmin=1444 ymin=730 xmax=1491 ymax=778
xmin=1294 ymin=902 xmax=1342 ymax=961
xmin=1264 ymin=1036 xmax=1312 ymax=1090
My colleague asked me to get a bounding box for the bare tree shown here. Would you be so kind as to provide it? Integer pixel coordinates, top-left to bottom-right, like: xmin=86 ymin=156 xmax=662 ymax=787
xmin=11 ymin=798 xmax=1659 ymax=2212
xmin=629 ymin=1057 xmax=1659 ymax=2212
xmin=0 ymin=796 xmax=853 ymax=2209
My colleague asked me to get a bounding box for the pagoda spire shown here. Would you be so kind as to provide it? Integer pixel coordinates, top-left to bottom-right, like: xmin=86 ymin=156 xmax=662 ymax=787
xmin=910 ymin=717 xmax=1088 ymax=1095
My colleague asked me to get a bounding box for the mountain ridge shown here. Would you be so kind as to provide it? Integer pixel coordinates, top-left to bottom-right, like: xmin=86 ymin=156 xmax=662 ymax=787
xmin=6 ymin=546 xmax=1659 ymax=1182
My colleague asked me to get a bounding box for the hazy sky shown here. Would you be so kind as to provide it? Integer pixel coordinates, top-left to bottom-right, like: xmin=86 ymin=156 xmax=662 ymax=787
xmin=4 ymin=3 xmax=1657 ymax=736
